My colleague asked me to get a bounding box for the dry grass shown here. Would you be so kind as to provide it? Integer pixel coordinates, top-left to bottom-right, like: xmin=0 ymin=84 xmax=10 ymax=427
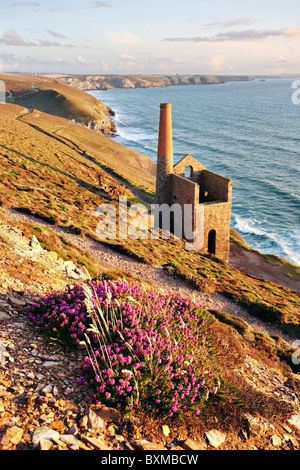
xmin=1 ymin=73 xmax=114 ymax=134
xmin=0 ymin=100 xmax=299 ymax=340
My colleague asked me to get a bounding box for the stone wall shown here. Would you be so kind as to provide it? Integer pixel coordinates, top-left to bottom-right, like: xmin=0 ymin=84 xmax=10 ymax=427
xmin=173 ymin=154 xmax=206 ymax=182
xmin=198 ymin=170 xmax=232 ymax=203
xmin=203 ymin=201 xmax=232 ymax=262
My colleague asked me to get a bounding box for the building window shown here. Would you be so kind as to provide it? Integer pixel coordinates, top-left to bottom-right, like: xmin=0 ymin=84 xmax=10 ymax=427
xmin=208 ymin=229 xmax=216 ymax=255
xmin=184 ymin=166 xmax=193 ymax=178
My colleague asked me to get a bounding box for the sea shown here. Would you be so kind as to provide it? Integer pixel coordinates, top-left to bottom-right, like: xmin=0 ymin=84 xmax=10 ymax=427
xmin=88 ymin=79 xmax=300 ymax=266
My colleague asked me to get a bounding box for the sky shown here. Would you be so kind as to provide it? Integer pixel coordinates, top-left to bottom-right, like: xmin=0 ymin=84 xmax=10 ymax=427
xmin=1 ymin=0 xmax=300 ymax=75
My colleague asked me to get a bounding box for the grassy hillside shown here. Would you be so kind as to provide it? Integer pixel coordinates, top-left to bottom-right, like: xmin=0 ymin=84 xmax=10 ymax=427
xmin=1 ymin=84 xmax=300 ymax=445
xmin=0 ymin=73 xmax=116 ymax=135
xmin=0 ymin=92 xmax=299 ymax=341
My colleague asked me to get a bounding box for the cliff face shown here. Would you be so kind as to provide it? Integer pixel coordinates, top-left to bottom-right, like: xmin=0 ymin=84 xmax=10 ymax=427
xmin=56 ymin=74 xmax=252 ymax=91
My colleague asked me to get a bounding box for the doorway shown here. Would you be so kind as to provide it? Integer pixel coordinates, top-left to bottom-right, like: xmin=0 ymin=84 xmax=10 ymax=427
xmin=208 ymin=229 xmax=216 ymax=255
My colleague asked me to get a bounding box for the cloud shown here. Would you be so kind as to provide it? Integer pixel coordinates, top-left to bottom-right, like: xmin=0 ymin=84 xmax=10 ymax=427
xmin=77 ymin=55 xmax=86 ymax=63
xmin=10 ymin=2 xmax=39 ymax=6
xmin=90 ymin=1 xmax=111 ymax=7
xmin=0 ymin=52 xmax=19 ymax=70
xmin=56 ymin=55 xmax=87 ymax=65
xmin=0 ymin=29 xmax=75 ymax=47
xmin=207 ymin=18 xmax=257 ymax=28
xmin=47 ymin=30 xmax=67 ymax=39
xmin=104 ymin=31 xmax=139 ymax=45
xmin=0 ymin=29 xmax=31 ymax=46
xmin=204 ymin=55 xmax=226 ymax=71
xmin=164 ymin=28 xmax=300 ymax=43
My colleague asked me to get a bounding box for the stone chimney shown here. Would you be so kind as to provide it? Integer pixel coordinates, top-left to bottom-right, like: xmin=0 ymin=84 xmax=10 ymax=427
xmin=155 ymin=103 xmax=173 ymax=204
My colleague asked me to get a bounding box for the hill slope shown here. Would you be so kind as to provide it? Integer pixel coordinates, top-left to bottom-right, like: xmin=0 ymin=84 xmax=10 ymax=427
xmin=1 ymin=73 xmax=116 ymax=135
xmin=0 ymin=76 xmax=300 ymax=451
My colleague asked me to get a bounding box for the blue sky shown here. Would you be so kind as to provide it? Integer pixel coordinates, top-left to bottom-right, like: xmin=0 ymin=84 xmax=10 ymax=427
xmin=1 ymin=0 xmax=300 ymax=74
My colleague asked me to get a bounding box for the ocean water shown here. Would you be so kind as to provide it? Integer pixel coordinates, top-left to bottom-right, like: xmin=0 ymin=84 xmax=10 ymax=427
xmin=89 ymin=79 xmax=300 ymax=266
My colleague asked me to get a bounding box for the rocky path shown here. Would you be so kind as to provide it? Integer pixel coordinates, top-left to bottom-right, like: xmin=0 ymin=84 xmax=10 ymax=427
xmin=6 ymin=208 xmax=295 ymax=346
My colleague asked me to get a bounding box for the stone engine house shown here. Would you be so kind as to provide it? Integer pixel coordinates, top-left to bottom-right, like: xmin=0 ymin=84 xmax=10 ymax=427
xmin=155 ymin=103 xmax=232 ymax=262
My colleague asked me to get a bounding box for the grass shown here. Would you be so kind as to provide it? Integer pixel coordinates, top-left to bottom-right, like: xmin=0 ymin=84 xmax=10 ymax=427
xmin=0 ymin=98 xmax=299 ymax=339
xmin=1 ymin=73 xmax=115 ymax=134
xmin=103 ymin=236 xmax=300 ymax=336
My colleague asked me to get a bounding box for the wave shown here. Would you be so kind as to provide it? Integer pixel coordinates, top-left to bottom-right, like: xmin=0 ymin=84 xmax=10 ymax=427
xmin=232 ymin=214 xmax=300 ymax=266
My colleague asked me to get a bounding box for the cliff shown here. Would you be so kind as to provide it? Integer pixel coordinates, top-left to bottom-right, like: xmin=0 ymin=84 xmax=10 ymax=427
xmin=1 ymin=73 xmax=116 ymax=135
xmin=52 ymin=74 xmax=252 ymax=91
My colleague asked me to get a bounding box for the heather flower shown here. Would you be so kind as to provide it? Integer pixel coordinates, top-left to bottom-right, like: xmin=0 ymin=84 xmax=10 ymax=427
xmin=27 ymin=279 xmax=222 ymax=418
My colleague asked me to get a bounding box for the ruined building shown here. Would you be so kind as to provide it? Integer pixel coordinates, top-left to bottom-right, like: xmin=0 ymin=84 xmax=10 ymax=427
xmin=155 ymin=103 xmax=232 ymax=262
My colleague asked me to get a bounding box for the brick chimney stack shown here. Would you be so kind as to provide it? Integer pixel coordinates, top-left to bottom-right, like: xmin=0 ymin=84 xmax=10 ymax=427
xmin=155 ymin=103 xmax=174 ymax=204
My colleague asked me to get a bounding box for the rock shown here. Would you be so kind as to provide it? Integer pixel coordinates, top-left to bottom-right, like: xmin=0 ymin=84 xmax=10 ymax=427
xmin=9 ymin=297 xmax=27 ymax=309
xmin=41 ymin=384 xmax=53 ymax=396
xmin=131 ymin=439 xmax=166 ymax=450
xmin=59 ymin=434 xmax=81 ymax=450
xmin=270 ymin=434 xmax=282 ymax=447
xmin=81 ymin=435 xmax=111 ymax=450
xmin=288 ymin=413 xmax=300 ymax=431
xmin=32 ymin=426 xmax=60 ymax=448
xmin=42 ymin=361 xmax=60 ymax=369
xmin=49 ymin=420 xmax=66 ymax=432
xmin=38 ymin=438 xmax=54 ymax=450
xmin=90 ymin=404 xmax=122 ymax=425
xmin=181 ymin=437 xmax=207 ymax=450
xmin=0 ymin=302 xmax=9 ymax=312
xmin=0 ymin=312 xmax=10 ymax=321
xmin=29 ymin=236 xmax=43 ymax=252
xmin=86 ymin=407 xmax=107 ymax=432
xmin=205 ymin=430 xmax=226 ymax=448
xmin=243 ymin=414 xmax=269 ymax=437
xmin=0 ymin=425 xmax=24 ymax=449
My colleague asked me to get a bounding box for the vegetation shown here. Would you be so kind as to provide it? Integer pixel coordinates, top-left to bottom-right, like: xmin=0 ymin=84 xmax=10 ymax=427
xmin=2 ymin=73 xmax=115 ymax=134
xmin=0 ymin=100 xmax=299 ymax=338
xmin=0 ymin=76 xmax=299 ymax=432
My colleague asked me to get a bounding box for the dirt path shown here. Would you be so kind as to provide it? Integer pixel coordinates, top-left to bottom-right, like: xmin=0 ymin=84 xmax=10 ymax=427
xmin=5 ymin=208 xmax=295 ymax=346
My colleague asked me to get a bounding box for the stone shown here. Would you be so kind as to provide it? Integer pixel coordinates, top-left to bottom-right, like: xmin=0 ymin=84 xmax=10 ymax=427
xmin=9 ymin=297 xmax=27 ymax=309
xmin=205 ymin=430 xmax=226 ymax=448
xmin=67 ymin=424 xmax=78 ymax=435
xmin=90 ymin=404 xmax=122 ymax=424
xmin=288 ymin=413 xmax=300 ymax=431
xmin=42 ymin=384 xmax=53 ymax=395
xmin=243 ymin=414 xmax=269 ymax=437
xmin=38 ymin=438 xmax=54 ymax=450
xmin=29 ymin=236 xmax=43 ymax=252
xmin=42 ymin=361 xmax=60 ymax=369
xmin=181 ymin=438 xmax=207 ymax=450
xmin=49 ymin=420 xmax=66 ymax=432
xmin=131 ymin=439 xmax=166 ymax=451
xmin=0 ymin=425 xmax=24 ymax=449
xmin=32 ymin=426 xmax=60 ymax=448
xmin=59 ymin=434 xmax=80 ymax=450
xmin=81 ymin=435 xmax=111 ymax=450
xmin=0 ymin=312 xmax=10 ymax=321
xmin=0 ymin=302 xmax=9 ymax=312
xmin=270 ymin=434 xmax=282 ymax=447
xmin=86 ymin=407 xmax=107 ymax=432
